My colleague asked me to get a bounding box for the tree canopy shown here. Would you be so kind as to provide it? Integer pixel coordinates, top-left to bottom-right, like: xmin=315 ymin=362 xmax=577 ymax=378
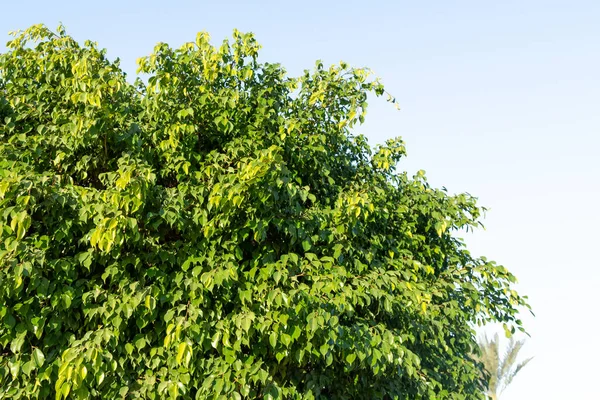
xmin=0 ymin=24 xmax=529 ymax=399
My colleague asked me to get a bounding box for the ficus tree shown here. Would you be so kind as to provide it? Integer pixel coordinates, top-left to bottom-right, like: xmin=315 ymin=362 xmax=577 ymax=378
xmin=0 ymin=24 xmax=529 ymax=399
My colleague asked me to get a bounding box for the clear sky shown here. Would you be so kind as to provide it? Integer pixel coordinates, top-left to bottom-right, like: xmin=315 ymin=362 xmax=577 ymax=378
xmin=2 ymin=1 xmax=599 ymax=398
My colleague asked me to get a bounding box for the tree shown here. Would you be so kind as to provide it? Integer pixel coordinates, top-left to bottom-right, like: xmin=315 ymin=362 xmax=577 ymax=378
xmin=476 ymin=334 xmax=533 ymax=399
xmin=0 ymin=24 xmax=529 ymax=399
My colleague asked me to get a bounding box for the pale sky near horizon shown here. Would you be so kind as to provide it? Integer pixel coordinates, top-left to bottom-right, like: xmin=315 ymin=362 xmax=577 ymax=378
xmin=2 ymin=1 xmax=599 ymax=398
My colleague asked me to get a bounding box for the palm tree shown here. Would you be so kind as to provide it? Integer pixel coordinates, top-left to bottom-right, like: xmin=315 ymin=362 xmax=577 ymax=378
xmin=475 ymin=333 xmax=533 ymax=400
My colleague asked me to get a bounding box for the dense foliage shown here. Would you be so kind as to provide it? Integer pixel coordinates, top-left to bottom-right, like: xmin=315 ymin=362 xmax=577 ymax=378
xmin=0 ymin=25 xmax=529 ymax=399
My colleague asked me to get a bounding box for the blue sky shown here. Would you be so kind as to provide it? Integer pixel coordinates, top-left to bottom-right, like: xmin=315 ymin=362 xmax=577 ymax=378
xmin=2 ymin=1 xmax=599 ymax=398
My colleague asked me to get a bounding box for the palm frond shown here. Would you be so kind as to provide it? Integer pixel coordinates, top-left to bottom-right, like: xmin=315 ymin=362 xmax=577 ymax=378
xmin=476 ymin=333 xmax=532 ymax=398
xmin=502 ymin=356 xmax=534 ymax=392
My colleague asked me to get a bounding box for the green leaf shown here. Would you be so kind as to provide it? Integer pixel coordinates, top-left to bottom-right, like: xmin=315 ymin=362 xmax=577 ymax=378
xmin=307 ymin=314 xmax=318 ymax=332
xmin=301 ymin=240 xmax=311 ymax=252
xmin=22 ymin=360 xmax=35 ymax=376
xmin=241 ymin=315 xmax=252 ymax=332
xmin=176 ymin=342 xmax=187 ymax=365
xmin=135 ymin=337 xmax=146 ymax=351
xmin=10 ymin=331 xmax=27 ymax=354
xmin=276 ymin=351 xmax=285 ymax=363
xmin=164 ymin=309 xmax=175 ymax=323
xmin=214 ymin=378 xmax=224 ymax=394
xmin=319 ymin=343 xmax=329 ymax=356
xmin=258 ymin=369 xmax=268 ymax=384
xmin=60 ymin=382 xmax=71 ymax=400
xmin=211 ymin=332 xmax=221 ymax=349
xmin=80 ymin=364 xmax=88 ymax=380
xmin=61 ymin=293 xmax=72 ymax=309
xmin=289 ymin=253 xmax=298 ymax=264
xmin=346 ymin=353 xmax=356 ymax=364
xmin=8 ymin=360 xmax=20 ymax=379
xmin=96 ymin=371 xmax=105 ymax=386
xmin=33 ymin=348 xmax=46 ymax=367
